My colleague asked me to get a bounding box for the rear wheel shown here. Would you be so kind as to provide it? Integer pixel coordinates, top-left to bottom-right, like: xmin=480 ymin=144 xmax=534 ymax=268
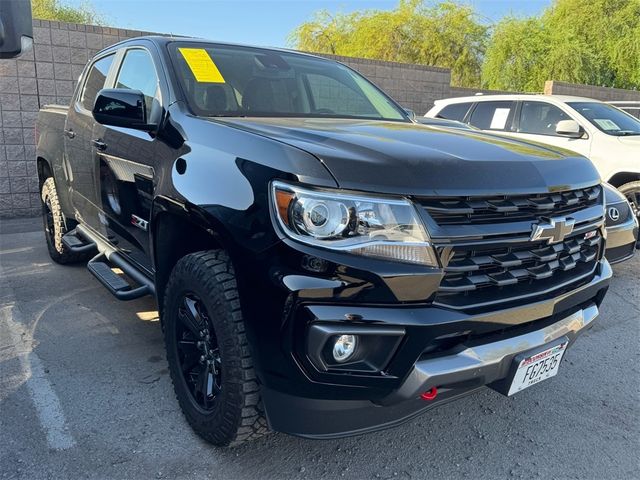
xmin=40 ymin=177 xmax=89 ymax=264
xmin=163 ymin=250 xmax=269 ymax=447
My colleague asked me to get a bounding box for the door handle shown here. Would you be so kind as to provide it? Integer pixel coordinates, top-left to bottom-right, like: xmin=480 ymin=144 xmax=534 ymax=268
xmin=64 ymin=128 xmax=75 ymax=139
xmin=91 ymin=139 xmax=107 ymax=151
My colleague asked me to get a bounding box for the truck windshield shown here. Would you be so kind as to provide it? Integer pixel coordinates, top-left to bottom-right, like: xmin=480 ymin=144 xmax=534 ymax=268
xmin=168 ymin=42 xmax=407 ymax=121
xmin=568 ymin=102 xmax=640 ymax=136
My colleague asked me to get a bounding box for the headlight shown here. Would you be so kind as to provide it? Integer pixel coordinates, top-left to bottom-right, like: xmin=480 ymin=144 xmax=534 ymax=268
xmin=271 ymin=181 xmax=439 ymax=266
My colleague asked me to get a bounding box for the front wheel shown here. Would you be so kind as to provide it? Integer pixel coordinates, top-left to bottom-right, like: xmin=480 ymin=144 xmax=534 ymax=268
xmin=163 ymin=250 xmax=269 ymax=447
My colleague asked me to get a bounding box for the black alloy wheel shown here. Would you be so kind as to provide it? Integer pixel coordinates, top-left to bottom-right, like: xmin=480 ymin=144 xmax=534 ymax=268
xmin=175 ymin=293 xmax=223 ymax=411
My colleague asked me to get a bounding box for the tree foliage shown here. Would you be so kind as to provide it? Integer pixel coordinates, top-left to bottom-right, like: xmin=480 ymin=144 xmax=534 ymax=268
xmin=292 ymin=0 xmax=640 ymax=91
xmin=32 ymin=0 xmax=103 ymax=25
xmin=290 ymin=0 xmax=488 ymax=87
xmin=483 ymin=0 xmax=640 ymax=91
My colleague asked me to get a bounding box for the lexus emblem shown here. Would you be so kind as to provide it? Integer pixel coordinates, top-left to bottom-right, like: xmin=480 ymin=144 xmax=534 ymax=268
xmin=608 ymin=207 xmax=620 ymax=222
xmin=530 ymin=217 xmax=575 ymax=244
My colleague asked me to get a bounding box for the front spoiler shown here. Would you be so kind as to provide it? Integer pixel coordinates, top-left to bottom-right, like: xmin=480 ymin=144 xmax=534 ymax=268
xmin=263 ymin=260 xmax=612 ymax=439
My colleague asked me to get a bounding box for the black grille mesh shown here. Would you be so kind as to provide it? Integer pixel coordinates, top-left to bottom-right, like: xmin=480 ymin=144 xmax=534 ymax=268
xmin=439 ymin=232 xmax=601 ymax=294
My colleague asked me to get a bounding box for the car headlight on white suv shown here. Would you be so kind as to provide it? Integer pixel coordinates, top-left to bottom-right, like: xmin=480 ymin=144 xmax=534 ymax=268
xmin=271 ymin=181 xmax=439 ymax=266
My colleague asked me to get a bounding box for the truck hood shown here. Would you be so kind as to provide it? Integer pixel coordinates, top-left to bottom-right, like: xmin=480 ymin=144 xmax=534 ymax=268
xmin=214 ymin=118 xmax=601 ymax=196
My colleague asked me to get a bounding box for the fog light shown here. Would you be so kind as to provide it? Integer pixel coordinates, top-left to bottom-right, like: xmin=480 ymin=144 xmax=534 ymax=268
xmin=332 ymin=335 xmax=357 ymax=362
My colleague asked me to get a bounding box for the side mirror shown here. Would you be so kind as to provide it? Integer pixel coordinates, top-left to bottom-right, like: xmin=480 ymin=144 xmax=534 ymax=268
xmin=0 ymin=0 xmax=33 ymax=59
xmin=556 ymin=119 xmax=583 ymax=138
xmin=403 ymin=108 xmax=417 ymax=122
xmin=93 ymin=89 xmax=156 ymax=131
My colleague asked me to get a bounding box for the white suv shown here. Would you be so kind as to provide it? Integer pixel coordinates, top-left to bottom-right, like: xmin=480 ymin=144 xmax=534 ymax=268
xmin=426 ymin=95 xmax=640 ymax=214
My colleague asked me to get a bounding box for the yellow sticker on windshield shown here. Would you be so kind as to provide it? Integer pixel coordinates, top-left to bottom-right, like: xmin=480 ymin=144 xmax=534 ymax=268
xmin=178 ymin=48 xmax=225 ymax=83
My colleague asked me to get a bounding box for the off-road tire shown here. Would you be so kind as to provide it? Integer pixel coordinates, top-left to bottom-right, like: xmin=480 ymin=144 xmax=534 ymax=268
xmin=41 ymin=177 xmax=89 ymax=264
xmin=163 ymin=250 xmax=269 ymax=447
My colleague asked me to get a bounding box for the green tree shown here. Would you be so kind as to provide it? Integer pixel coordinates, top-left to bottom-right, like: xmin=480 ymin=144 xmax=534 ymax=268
xmin=290 ymin=0 xmax=488 ymax=87
xmin=483 ymin=0 xmax=640 ymax=91
xmin=480 ymin=17 xmax=548 ymax=92
xmin=32 ymin=0 xmax=103 ymax=25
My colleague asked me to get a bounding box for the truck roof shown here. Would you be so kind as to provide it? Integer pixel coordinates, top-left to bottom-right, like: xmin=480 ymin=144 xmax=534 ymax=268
xmin=100 ymin=35 xmax=329 ymax=62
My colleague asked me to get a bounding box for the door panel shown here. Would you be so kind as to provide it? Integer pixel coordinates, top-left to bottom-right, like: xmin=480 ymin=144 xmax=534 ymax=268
xmin=93 ymin=47 xmax=162 ymax=272
xmin=94 ymin=125 xmax=157 ymax=272
xmin=504 ymin=101 xmax=591 ymax=157
xmin=65 ymin=53 xmax=115 ymax=229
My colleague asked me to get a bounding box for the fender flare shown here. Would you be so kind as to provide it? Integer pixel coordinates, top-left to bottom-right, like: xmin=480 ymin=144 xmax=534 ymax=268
xmin=150 ymin=195 xmax=239 ymax=262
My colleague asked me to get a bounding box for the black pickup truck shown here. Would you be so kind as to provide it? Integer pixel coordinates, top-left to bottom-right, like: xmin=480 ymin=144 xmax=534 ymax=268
xmin=36 ymin=36 xmax=612 ymax=447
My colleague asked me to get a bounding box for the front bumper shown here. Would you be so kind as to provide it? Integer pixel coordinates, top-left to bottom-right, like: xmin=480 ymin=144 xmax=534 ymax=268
xmin=262 ymin=260 xmax=612 ymax=439
xmin=384 ymin=304 xmax=598 ymax=404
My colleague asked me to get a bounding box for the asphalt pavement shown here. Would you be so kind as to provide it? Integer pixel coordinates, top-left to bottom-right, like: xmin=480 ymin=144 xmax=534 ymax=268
xmin=0 ymin=217 xmax=638 ymax=480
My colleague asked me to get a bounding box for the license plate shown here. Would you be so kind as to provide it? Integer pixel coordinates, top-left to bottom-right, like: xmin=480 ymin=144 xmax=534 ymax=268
xmin=508 ymin=342 xmax=568 ymax=396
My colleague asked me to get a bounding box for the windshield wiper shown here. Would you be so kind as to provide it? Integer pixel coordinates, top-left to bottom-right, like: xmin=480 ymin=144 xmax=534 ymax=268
xmin=615 ymin=130 xmax=640 ymax=136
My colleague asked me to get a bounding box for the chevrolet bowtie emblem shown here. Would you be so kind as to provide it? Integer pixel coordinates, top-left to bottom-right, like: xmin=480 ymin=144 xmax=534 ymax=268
xmin=530 ymin=217 xmax=575 ymax=244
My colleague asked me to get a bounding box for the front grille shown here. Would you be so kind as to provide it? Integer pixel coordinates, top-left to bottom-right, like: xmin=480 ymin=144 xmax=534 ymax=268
xmin=436 ymin=231 xmax=602 ymax=309
xmin=421 ymin=185 xmax=601 ymax=225
xmin=422 ymin=185 xmax=605 ymax=311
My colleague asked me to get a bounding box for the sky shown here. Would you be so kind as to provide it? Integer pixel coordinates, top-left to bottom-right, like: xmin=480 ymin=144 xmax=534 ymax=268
xmin=64 ymin=0 xmax=552 ymax=48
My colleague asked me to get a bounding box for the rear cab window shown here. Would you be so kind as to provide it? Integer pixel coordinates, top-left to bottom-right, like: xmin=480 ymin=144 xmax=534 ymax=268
xmin=437 ymin=102 xmax=472 ymax=121
xmin=80 ymin=54 xmax=115 ymax=111
xmin=469 ymin=101 xmax=515 ymax=131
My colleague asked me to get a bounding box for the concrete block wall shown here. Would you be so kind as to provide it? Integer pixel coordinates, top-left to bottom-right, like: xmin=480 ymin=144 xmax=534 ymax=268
xmin=0 ymin=19 xmax=151 ymax=218
xmin=0 ymin=34 xmax=38 ymax=217
xmin=545 ymin=80 xmax=640 ymax=103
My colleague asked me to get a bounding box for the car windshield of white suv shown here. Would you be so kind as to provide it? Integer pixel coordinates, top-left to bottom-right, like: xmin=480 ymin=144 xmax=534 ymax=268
xmin=568 ymin=102 xmax=640 ymax=136
xmin=168 ymin=42 xmax=407 ymax=121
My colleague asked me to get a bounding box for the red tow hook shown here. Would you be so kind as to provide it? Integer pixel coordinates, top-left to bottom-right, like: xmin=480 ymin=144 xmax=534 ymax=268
xmin=420 ymin=387 xmax=438 ymax=401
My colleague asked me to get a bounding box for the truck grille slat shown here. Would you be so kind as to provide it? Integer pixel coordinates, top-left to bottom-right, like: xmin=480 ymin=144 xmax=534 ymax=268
xmin=439 ymin=240 xmax=600 ymax=293
xmin=421 ymin=185 xmax=601 ymax=226
xmin=426 ymin=185 xmax=605 ymax=310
